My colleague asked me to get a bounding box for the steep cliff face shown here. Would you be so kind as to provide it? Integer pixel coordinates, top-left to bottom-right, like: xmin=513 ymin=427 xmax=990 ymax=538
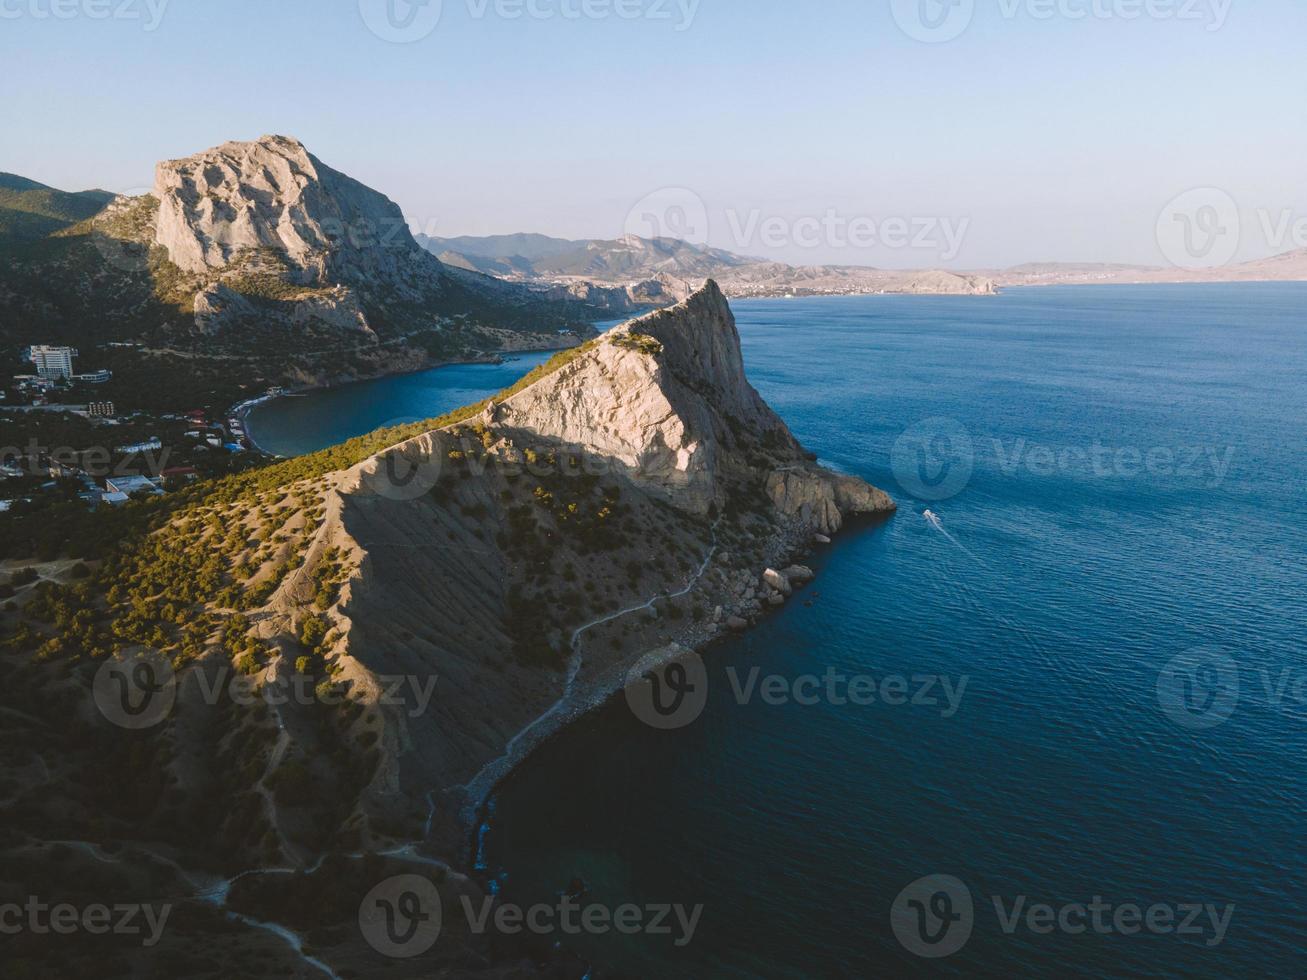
xmin=154 ymin=135 xmax=443 ymax=296
xmin=490 ymin=281 xmax=889 ymax=523
xmin=304 ymin=282 xmax=894 ymax=851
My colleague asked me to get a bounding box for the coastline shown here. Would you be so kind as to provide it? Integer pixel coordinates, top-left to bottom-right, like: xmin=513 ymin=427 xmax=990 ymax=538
xmin=231 ymin=341 xmax=587 ymax=458
xmin=452 ymin=509 xmax=893 ymax=868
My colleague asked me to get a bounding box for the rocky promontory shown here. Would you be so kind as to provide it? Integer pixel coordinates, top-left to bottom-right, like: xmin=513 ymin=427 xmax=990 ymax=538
xmin=305 ymin=280 xmax=895 ymax=852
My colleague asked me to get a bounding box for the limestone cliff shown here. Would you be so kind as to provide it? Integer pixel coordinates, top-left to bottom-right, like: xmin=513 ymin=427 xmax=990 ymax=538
xmin=151 ymin=135 xmax=600 ymax=340
xmin=294 ymin=281 xmax=895 ymax=854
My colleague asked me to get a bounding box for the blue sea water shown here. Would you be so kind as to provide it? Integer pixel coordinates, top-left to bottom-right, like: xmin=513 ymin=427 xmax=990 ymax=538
xmin=251 ymin=285 xmax=1307 ymax=977
xmin=482 ymin=285 xmax=1307 ymax=978
xmin=244 ymin=350 xmax=556 ymax=457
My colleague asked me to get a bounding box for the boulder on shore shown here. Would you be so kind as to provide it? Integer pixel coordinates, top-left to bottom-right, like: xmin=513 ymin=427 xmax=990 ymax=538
xmin=763 ymin=568 xmax=792 ymax=596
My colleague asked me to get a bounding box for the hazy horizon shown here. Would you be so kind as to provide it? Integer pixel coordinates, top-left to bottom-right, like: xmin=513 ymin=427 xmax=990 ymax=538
xmin=5 ymin=0 xmax=1305 ymax=269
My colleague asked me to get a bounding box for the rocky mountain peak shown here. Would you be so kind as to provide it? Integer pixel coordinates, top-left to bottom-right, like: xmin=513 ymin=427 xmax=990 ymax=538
xmin=358 ymin=280 xmax=892 ymax=529
xmin=153 ymin=134 xmax=434 ymax=289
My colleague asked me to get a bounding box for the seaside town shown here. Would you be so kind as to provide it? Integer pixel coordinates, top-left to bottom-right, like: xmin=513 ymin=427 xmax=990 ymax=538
xmin=1 ymin=342 xmax=280 ymax=515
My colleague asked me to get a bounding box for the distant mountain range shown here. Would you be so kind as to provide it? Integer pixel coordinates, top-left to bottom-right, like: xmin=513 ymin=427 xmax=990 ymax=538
xmin=0 ymin=137 xmax=609 ymax=407
xmin=416 ymin=232 xmax=1000 ymax=298
xmin=418 ymin=231 xmax=1307 ymax=297
xmin=987 ymin=253 xmax=1307 ymax=286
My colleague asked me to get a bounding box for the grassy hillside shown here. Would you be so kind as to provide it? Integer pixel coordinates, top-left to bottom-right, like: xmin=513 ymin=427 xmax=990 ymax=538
xmin=0 ymin=173 xmax=114 ymax=245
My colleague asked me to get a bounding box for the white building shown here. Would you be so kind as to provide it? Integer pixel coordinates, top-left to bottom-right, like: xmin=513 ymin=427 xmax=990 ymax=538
xmin=27 ymin=346 xmax=78 ymax=380
xmin=105 ymin=475 xmax=163 ymax=497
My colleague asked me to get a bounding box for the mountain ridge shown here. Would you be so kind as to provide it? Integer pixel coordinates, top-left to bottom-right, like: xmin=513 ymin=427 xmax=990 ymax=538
xmin=0 ymin=137 xmax=607 ymax=410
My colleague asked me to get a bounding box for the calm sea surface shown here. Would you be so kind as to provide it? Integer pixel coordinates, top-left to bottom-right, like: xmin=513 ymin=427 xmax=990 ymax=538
xmin=253 ymin=286 xmax=1307 ymax=978
xmin=245 ymin=351 xmax=557 ymax=457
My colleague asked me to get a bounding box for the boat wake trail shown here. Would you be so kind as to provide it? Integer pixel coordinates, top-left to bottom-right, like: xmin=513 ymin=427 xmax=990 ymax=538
xmin=921 ymin=509 xmax=1055 ymax=669
xmin=923 ymin=509 xmax=982 ymax=563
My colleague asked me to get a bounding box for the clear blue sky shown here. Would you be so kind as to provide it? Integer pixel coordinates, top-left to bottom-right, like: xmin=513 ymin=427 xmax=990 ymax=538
xmin=3 ymin=0 xmax=1305 ymax=267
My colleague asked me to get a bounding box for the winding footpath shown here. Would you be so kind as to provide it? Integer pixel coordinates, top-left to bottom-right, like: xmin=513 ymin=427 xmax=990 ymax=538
xmin=456 ymin=518 xmax=723 ymax=821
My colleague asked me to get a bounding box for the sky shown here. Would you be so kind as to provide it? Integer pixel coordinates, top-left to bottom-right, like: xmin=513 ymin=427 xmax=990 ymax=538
xmin=3 ymin=0 xmax=1305 ymax=269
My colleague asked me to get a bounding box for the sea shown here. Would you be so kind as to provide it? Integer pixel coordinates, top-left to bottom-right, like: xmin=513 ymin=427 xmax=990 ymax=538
xmin=249 ymin=285 xmax=1307 ymax=978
